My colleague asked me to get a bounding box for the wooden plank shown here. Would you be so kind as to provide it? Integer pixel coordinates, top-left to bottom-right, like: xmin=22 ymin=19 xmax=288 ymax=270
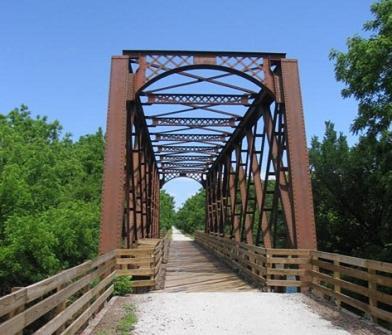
xmin=115 ymin=249 xmax=154 ymax=257
xmin=267 ymin=257 xmax=310 ymax=265
xmin=313 ymin=259 xmax=392 ymax=286
xmin=268 ymin=268 xmax=306 ymax=276
xmin=311 ymin=270 xmax=369 ymax=297
xmin=116 ymin=258 xmax=153 ymax=266
xmin=239 ymin=242 xmax=265 ymax=251
xmin=0 ymin=269 xmax=100 ymax=335
xmin=60 ymin=285 xmax=113 ymax=335
xmin=167 ymin=237 xmax=256 ymax=292
xmin=311 ymin=283 xmax=392 ymax=322
xmin=266 ymin=249 xmax=311 ymax=256
xmin=312 ymin=259 xmax=369 ymax=281
xmin=132 ymin=280 xmax=155 ymax=288
xmin=0 ymin=251 xmax=115 ymax=319
xmin=267 ymin=280 xmax=303 ymax=287
xmin=312 ymin=250 xmax=392 ymax=272
xmin=34 ymin=271 xmax=116 ymax=335
xmin=116 ymin=268 xmax=154 ymax=276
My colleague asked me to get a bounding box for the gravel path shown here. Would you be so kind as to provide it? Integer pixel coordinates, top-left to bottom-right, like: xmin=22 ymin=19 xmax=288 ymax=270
xmin=132 ymin=292 xmax=355 ymax=335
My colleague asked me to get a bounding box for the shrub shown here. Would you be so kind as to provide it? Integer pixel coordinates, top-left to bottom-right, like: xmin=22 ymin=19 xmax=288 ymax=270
xmin=113 ymin=275 xmax=133 ymax=296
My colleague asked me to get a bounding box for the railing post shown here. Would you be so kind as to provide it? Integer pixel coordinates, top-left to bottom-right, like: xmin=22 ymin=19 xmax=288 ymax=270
xmin=10 ymin=287 xmax=24 ymax=335
xmin=333 ymin=258 xmax=341 ymax=309
xmin=368 ymin=267 xmax=376 ymax=321
xmin=266 ymin=249 xmax=272 ymax=292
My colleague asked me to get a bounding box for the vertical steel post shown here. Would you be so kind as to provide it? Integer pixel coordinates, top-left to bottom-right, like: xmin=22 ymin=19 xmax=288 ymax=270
xmin=280 ymin=59 xmax=317 ymax=249
xmin=99 ymin=56 xmax=131 ymax=254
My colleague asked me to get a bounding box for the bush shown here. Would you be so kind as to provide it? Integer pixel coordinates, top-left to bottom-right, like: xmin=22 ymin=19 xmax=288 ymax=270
xmin=113 ymin=275 xmax=133 ymax=296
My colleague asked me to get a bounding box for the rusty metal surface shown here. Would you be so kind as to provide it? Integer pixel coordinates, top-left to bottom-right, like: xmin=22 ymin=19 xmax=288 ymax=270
xmin=143 ymin=93 xmax=253 ymax=106
xmin=99 ymin=56 xmax=131 ymax=254
xmin=99 ymin=50 xmax=317 ymax=251
xmin=281 ymin=60 xmax=317 ymax=249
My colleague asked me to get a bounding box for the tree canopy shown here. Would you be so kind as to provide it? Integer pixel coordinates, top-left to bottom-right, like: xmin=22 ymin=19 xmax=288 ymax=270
xmin=310 ymin=122 xmax=391 ymax=260
xmin=0 ymin=106 xmax=104 ymax=293
xmin=160 ymin=190 xmax=176 ymax=233
xmin=311 ymin=0 xmax=392 ymax=261
xmin=330 ymin=0 xmax=392 ymax=137
xmin=175 ymin=189 xmax=205 ymax=235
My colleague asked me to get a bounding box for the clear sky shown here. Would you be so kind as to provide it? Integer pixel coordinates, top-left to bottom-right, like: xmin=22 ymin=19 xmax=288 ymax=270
xmin=0 ymin=0 xmax=374 ymax=208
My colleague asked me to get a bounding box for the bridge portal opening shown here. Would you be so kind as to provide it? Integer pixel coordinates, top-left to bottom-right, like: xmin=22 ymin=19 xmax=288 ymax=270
xmin=99 ymin=50 xmax=317 ymax=254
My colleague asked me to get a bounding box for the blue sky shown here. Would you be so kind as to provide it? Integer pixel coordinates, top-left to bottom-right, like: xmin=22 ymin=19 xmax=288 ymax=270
xmin=0 ymin=0 xmax=374 ymax=208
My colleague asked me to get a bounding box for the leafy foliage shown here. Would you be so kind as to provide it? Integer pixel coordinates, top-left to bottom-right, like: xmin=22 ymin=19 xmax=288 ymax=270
xmin=310 ymin=122 xmax=391 ymax=261
xmin=175 ymin=189 xmax=205 ymax=234
xmin=0 ymin=106 xmax=104 ymax=293
xmin=113 ymin=275 xmax=133 ymax=296
xmin=329 ymin=0 xmax=392 ymax=137
xmin=159 ymin=190 xmax=176 ymax=233
xmin=313 ymin=0 xmax=392 ymax=261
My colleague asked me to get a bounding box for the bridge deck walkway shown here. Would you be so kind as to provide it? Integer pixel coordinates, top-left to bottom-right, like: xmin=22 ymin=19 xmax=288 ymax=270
xmin=162 ymin=228 xmax=254 ymax=292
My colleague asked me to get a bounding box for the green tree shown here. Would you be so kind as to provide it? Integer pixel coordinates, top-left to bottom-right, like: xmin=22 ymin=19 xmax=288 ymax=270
xmin=311 ymin=0 xmax=392 ymax=261
xmin=330 ymin=0 xmax=392 ymax=137
xmin=310 ymin=122 xmax=391 ymax=261
xmin=159 ymin=190 xmax=176 ymax=232
xmin=175 ymin=189 xmax=205 ymax=234
xmin=0 ymin=106 xmax=104 ymax=293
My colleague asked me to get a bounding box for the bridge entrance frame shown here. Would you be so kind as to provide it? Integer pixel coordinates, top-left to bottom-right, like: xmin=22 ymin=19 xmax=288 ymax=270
xmin=99 ymin=50 xmax=317 ymax=253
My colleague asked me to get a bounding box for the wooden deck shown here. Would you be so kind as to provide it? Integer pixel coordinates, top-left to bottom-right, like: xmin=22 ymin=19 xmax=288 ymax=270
xmin=163 ymin=230 xmax=255 ymax=292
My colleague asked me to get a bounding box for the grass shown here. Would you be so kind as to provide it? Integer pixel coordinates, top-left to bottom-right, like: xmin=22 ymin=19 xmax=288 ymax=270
xmin=116 ymin=304 xmax=137 ymax=335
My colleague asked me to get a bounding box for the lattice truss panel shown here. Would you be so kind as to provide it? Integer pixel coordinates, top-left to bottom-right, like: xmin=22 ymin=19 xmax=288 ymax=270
xmin=133 ymin=53 xmax=268 ymax=84
xmin=205 ymin=103 xmax=294 ymax=249
xmin=124 ymin=51 xmax=285 ymax=187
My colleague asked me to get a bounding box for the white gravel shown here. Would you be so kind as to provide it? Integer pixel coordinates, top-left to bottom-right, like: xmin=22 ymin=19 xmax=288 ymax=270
xmin=171 ymin=227 xmax=193 ymax=241
xmin=132 ymin=292 xmax=351 ymax=335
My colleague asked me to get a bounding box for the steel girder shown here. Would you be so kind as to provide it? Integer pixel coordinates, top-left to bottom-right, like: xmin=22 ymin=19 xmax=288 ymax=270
xmin=99 ymin=51 xmax=317 ymax=254
xmin=154 ymin=133 xmax=226 ymax=142
xmin=150 ymin=117 xmax=237 ymax=127
xmin=143 ymin=93 xmax=253 ymax=105
xmin=156 ymin=145 xmax=220 ymax=153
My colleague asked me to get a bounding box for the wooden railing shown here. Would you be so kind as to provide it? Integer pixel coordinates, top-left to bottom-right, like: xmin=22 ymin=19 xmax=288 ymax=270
xmin=0 ymin=233 xmax=171 ymax=335
xmin=311 ymin=250 xmax=392 ymax=324
xmin=0 ymin=251 xmax=116 ymax=335
xmin=195 ymin=232 xmax=392 ymax=325
xmin=195 ymin=232 xmax=310 ymax=289
xmin=116 ymin=232 xmax=170 ymax=289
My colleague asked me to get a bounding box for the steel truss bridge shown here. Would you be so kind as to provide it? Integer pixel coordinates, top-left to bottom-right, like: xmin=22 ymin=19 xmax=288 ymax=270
xmin=99 ymin=50 xmax=317 ymax=252
xmin=1 ymin=50 xmax=390 ymax=335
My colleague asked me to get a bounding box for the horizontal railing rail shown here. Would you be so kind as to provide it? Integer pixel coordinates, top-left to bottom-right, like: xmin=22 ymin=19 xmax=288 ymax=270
xmin=0 ymin=251 xmax=116 ymax=335
xmin=0 ymin=232 xmax=171 ymax=335
xmin=195 ymin=231 xmax=392 ymax=326
xmin=311 ymin=250 xmax=392 ymax=325
xmin=195 ymin=231 xmax=311 ymax=289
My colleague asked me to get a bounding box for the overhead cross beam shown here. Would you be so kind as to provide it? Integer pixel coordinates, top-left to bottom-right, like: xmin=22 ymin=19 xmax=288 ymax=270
xmin=156 ymin=145 xmax=220 ymax=153
xmin=160 ymin=155 xmax=213 ymax=162
xmin=161 ymin=162 xmax=208 ymax=168
xmin=149 ymin=117 xmax=237 ymax=127
xmin=143 ymin=93 xmax=253 ymax=106
xmin=154 ymin=134 xmax=226 ymax=142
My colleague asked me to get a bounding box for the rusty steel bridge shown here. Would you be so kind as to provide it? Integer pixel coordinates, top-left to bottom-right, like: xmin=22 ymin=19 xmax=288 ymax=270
xmin=1 ymin=51 xmax=391 ymax=335
xmin=99 ymin=50 xmax=317 ymax=253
